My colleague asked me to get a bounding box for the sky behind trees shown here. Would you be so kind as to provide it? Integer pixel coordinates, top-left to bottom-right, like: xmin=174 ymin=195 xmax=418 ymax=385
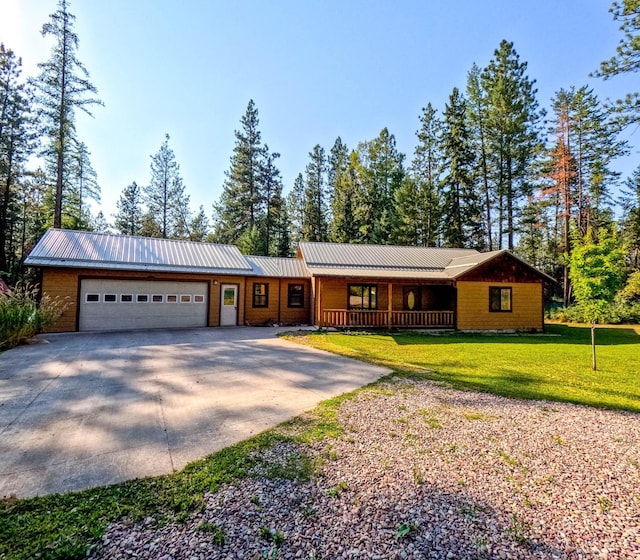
xmin=1 ymin=0 xmax=637 ymax=219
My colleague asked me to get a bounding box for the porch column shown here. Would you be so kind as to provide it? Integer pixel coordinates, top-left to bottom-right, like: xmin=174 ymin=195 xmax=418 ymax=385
xmin=388 ymin=282 xmax=393 ymax=330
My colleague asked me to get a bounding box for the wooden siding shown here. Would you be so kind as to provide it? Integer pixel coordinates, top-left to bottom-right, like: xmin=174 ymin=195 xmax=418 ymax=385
xmin=456 ymin=281 xmax=543 ymax=331
xmin=243 ymin=278 xmax=311 ymax=325
xmin=40 ymin=268 xmax=249 ymax=332
xmin=457 ymin=253 xmax=543 ymax=283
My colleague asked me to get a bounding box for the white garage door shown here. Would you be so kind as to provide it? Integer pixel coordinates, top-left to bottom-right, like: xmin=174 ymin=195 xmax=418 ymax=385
xmin=79 ymin=279 xmax=208 ymax=332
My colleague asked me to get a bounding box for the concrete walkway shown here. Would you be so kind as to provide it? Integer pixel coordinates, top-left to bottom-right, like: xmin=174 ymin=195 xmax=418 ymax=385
xmin=0 ymin=327 xmax=389 ymax=498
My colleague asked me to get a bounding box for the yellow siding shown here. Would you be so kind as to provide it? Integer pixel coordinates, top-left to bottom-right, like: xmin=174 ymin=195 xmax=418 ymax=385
xmin=456 ymin=281 xmax=543 ymax=331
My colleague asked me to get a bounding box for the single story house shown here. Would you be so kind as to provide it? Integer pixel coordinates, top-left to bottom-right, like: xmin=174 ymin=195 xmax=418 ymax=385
xmin=25 ymin=228 xmax=553 ymax=333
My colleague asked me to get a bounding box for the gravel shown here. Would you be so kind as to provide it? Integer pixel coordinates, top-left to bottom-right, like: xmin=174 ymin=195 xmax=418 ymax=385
xmin=89 ymin=378 xmax=640 ymax=559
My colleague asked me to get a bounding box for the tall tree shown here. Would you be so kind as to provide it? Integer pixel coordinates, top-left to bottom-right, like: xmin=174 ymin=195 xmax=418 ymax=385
xmin=594 ymin=0 xmax=640 ymax=127
xmin=481 ymin=40 xmax=542 ymax=249
xmin=405 ymin=102 xmax=443 ymax=246
xmin=302 ymin=144 xmax=328 ymax=242
xmin=440 ymin=87 xmax=483 ymax=249
xmin=189 ymin=205 xmax=210 ymax=242
xmin=214 ymin=100 xmax=263 ymax=244
xmin=620 ymin=166 xmax=640 ymax=269
xmin=32 ymin=0 xmax=102 ymax=229
xmin=330 ymin=150 xmax=361 ymax=243
xmin=287 ymin=173 xmax=305 ymax=246
xmin=114 ymin=181 xmax=143 ymax=235
xmin=258 ymin=146 xmax=285 ymax=255
xmin=67 ymin=139 xmax=99 ymax=229
xmin=145 ymin=134 xmax=188 ymax=238
xmin=0 ymin=44 xmax=34 ymax=275
xmin=466 ymin=63 xmax=493 ymax=249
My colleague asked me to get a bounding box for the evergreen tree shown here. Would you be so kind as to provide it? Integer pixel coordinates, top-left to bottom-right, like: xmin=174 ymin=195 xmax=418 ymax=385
xmin=302 ymin=144 xmax=328 ymax=242
xmin=31 ymin=0 xmax=102 ymax=229
xmin=67 ymin=139 xmax=99 ymax=229
xmin=330 ymin=150 xmax=361 ymax=243
xmin=214 ymin=100 xmax=263 ymax=244
xmin=144 ymin=134 xmax=188 ymax=238
xmin=287 ymin=173 xmax=305 ymax=246
xmin=406 ymin=103 xmax=443 ymax=246
xmin=481 ymin=40 xmax=542 ymax=249
xmin=1 ymin=44 xmax=34 ymax=275
xmin=258 ymin=146 xmax=285 ymax=255
xmin=440 ymin=88 xmax=483 ymax=249
xmin=114 ymin=181 xmax=143 ymax=236
xmin=327 ymin=136 xmax=348 ymax=233
xmin=594 ymin=0 xmax=640 ymax=127
xmin=90 ymin=210 xmax=109 ymax=233
xmin=620 ymin=166 xmax=640 ymax=269
xmin=189 ymin=205 xmax=210 ymax=242
xmin=466 ymin=63 xmax=492 ymax=249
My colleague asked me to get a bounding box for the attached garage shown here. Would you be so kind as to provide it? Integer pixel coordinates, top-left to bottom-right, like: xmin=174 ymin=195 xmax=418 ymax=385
xmin=79 ymin=279 xmax=209 ymax=331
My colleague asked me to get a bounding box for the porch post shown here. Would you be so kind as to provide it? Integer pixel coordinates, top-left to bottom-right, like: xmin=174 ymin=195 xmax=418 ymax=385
xmin=387 ymin=282 xmax=393 ymax=330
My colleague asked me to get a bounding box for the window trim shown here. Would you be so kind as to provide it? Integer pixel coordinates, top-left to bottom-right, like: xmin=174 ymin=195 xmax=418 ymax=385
xmin=120 ymin=294 xmax=133 ymax=303
xmin=348 ymin=284 xmax=378 ymax=310
xmin=489 ymin=286 xmax=512 ymax=313
xmin=85 ymin=293 xmax=100 ymax=303
xmin=252 ymin=282 xmax=269 ymax=308
xmin=287 ymin=284 xmax=304 ymax=308
xmin=104 ymin=294 xmax=117 ymax=303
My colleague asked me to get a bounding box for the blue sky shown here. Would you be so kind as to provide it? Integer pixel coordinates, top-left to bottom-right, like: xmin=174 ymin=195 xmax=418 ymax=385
xmin=1 ymin=0 xmax=638 ymax=222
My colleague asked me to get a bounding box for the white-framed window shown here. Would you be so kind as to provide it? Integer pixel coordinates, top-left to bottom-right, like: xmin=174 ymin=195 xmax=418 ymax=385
xmin=104 ymin=294 xmax=117 ymax=303
xmin=86 ymin=294 xmax=100 ymax=303
xmin=136 ymin=294 xmax=149 ymax=303
xmin=120 ymin=294 xmax=133 ymax=303
xmin=194 ymin=294 xmax=205 ymax=303
xmin=166 ymin=294 xmax=178 ymax=303
xmin=152 ymin=294 xmax=164 ymax=303
xmin=180 ymin=294 xmax=192 ymax=303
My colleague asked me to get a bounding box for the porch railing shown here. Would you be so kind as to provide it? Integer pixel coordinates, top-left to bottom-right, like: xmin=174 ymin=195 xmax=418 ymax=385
xmin=322 ymin=309 xmax=454 ymax=328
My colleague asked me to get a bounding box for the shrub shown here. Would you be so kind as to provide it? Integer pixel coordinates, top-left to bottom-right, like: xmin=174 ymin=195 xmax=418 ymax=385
xmin=0 ymin=284 xmax=67 ymax=350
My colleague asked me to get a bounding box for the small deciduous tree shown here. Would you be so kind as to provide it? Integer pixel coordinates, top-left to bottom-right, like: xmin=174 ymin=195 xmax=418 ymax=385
xmin=569 ymin=225 xmax=626 ymax=369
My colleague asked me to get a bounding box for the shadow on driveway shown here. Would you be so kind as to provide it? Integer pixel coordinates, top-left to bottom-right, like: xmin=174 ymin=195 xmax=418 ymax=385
xmin=0 ymin=327 xmax=389 ymax=498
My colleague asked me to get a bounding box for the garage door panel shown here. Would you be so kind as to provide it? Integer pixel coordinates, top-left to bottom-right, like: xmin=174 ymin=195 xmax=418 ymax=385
xmin=80 ymin=279 xmax=208 ymax=331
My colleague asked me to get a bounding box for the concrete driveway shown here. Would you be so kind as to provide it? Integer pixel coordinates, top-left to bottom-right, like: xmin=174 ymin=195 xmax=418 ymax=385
xmin=0 ymin=327 xmax=389 ymax=498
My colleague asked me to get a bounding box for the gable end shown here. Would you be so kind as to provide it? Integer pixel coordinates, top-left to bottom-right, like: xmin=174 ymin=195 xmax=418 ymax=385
xmin=455 ymin=253 xmax=543 ymax=283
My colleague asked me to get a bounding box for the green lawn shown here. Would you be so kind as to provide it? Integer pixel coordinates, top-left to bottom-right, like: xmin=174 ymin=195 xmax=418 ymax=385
xmin=285 ymin=324 xmax=640 ymax=413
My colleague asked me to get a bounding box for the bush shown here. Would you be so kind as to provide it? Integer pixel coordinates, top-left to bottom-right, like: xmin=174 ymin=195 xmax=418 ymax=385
xmin=0 ymin=284 xmax=67 ymax=350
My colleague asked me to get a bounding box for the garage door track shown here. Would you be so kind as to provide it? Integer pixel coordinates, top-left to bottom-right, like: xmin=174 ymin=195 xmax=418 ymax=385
xmin=0 ymin=327 xmax=389 ymax=498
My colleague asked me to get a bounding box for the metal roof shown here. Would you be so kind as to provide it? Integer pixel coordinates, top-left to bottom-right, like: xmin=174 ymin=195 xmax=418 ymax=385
xmin=25 ymin=229 xmax=254 ymax=275
xmin=245 ymin=256 xmax=311 ymax=278
xmin=298 ymin=242 xmax=478 ymax=273
xmin=445 ymin=250 xmax=556 ymax=282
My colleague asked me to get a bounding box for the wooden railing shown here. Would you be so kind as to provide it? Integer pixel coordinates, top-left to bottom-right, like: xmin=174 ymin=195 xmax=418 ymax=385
xmin=322 ymin=309 xmax=454 ymax=328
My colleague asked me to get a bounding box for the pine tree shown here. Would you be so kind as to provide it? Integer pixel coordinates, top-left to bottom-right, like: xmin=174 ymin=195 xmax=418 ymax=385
xmin=330 ymin=150 xmax=361 ymax=243
xmin=258 ymin=146 xmax=285 ymax=255
xmin=466 ymin=64 xmax=492 ymax=249
xmin=189 ymin=205 xmax=210 ymax=242
xmin=620 ymin=166 xmax=640 ymax=269
xmin=114 ymin=181 xmax=143 ymax=235
xmin=440 ymin=88 xmax=483 ymax=249
xmin=594 ymin=1 xmax=640 ymax=127
xmin=145 ymin=134 xmax=188 ymax=238
xmin=1 ymin=44 xmax=34 ymax=275
xmin=31 ymin=0 xmax=102 ymax=229
xmin=406 ymin=103 xmax=443 ymax=246
xmin=481 ymin=40 xmax=542 ymax=249
xmin=67 ymin=139 xmax=99 ymax=229
xmin=214 ymin=100 xmax=264 ymax=244
xmin=302 ymin=144 xmax=328 ymax=242
xmin=287 ymin=173 xmax=305 ymax=246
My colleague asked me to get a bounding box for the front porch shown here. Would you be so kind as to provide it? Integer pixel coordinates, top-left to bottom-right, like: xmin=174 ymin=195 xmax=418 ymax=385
xmin=316 ymin=278 xmax=456 ymax=329
xmin=321 ymin=309 xmax=455 ymax=328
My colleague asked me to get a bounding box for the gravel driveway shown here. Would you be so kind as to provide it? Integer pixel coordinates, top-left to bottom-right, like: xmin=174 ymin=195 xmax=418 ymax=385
xmin=91 ymin=378 xmax=640 ymax=559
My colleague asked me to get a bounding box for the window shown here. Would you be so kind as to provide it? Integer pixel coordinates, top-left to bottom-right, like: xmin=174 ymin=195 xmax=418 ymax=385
xmin=253 ymin=283 xmax=269 ymax=307
xmin=194 ymin=294 xmax=205 ymax=303
xmin=180 ymin=295 xmax=192 ymax=303
xmin=137 ymin=294 xmax=149 ymax=303
xmin=86 ymin=294 xmax=100 ymax=303
xmin=167 ymin=295 xmax=178 ymax=303
xmin=288 ymin=284 xmax=304 ymax=308
xmin=104 ymin=294 xmax=117 ymax=302
xmin=489 ymin=287 xmax=512 ymax=312
xmin=152 ymin=294 xmax=163 ymax=303
xmin=120 ymin=294 xmax=133 ymax=303
xmin=348 ymin=284 xmax=377 ymax=310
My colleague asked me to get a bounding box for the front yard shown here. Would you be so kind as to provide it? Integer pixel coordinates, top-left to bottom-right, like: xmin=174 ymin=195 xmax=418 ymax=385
xmin=1 ymin=324 xmax=638 ymax=559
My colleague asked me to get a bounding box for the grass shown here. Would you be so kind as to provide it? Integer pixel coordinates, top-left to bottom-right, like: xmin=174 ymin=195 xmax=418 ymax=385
xmin=283 ymin=324 xmax=640 ymax=413
xmin=2 ymin=323 xmax=638 ymax=559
